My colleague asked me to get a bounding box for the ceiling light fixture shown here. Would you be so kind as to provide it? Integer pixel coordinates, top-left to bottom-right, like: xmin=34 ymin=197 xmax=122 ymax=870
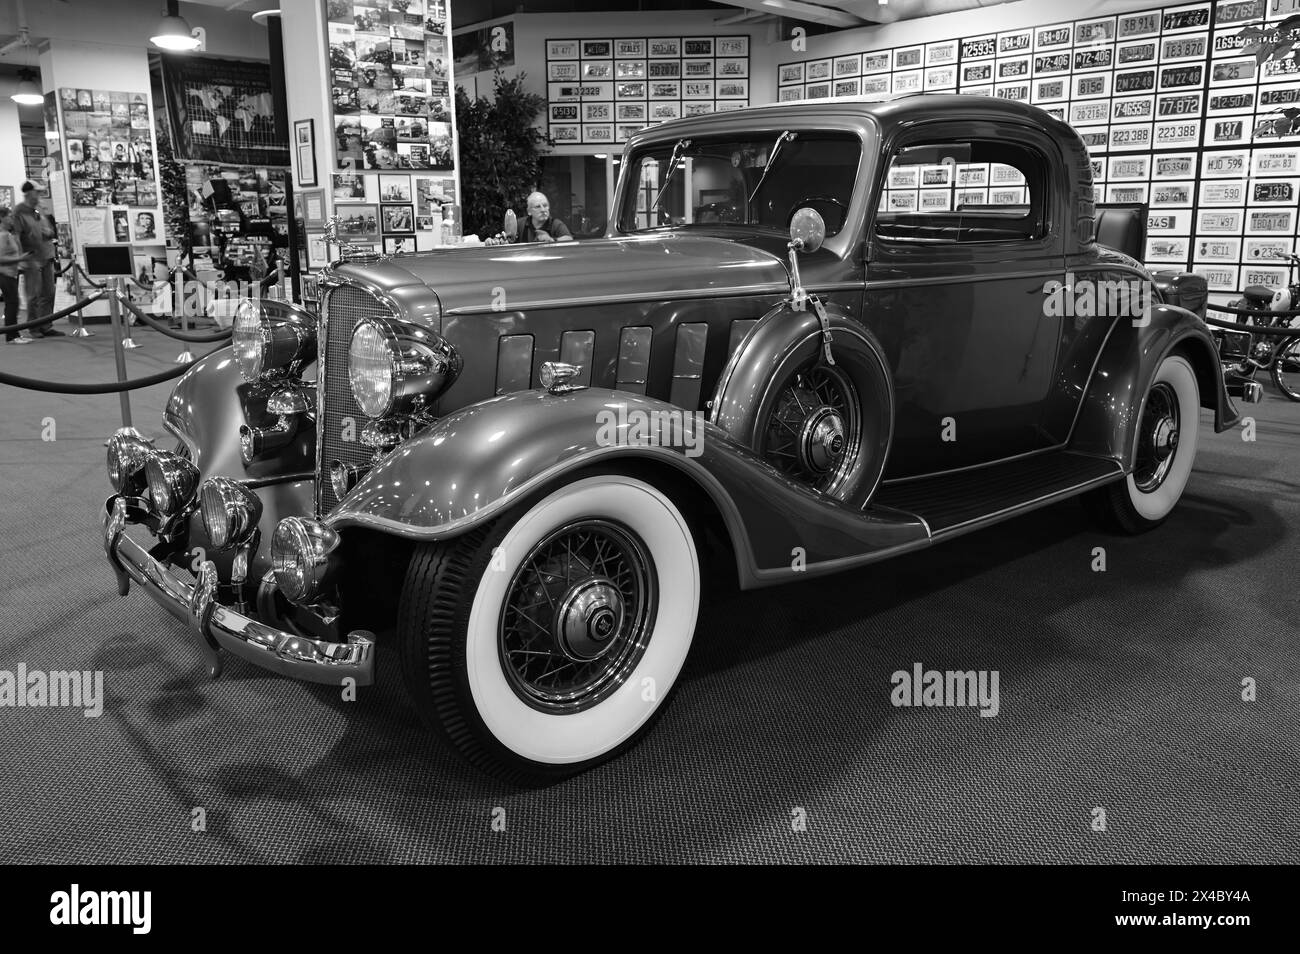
xmin=11 ymin=70 xmax=43 ymax=106
xmin=151 ymin=0 xmax=202 ymax=52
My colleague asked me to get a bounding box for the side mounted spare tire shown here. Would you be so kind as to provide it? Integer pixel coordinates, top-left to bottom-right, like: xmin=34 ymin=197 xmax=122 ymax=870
xmin=710 ymin=304 xmax=894 ymax=510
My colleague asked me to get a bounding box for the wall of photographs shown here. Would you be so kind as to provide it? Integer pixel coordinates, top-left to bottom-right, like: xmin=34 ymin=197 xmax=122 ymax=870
xmin=56 ymin=87 xmax=161 ymax=250
xmin=322 ymin=0 xmax=460 ymax=258
xmin=776 ymin=0 xmax=1300 ymax=293
xmin=544 ymin=35 xmax=751 ymax=146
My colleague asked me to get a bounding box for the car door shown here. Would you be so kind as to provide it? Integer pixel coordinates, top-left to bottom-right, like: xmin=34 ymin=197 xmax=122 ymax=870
xmin=862 ymin=121 xmax=1067 ymax=479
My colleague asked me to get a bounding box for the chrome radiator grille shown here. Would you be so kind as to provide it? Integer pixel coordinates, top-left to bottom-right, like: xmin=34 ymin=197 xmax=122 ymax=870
xmin=317 ymin=284 xmax=389 ymax=514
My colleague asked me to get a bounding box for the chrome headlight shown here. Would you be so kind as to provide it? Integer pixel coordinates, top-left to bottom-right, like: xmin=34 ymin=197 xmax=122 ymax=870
xmin=347 ymin=318 xmax=459 ymax=419
xmin=145 ymin=451 xmax=200 ymax=518
xmin=106 ymin=427 xmax=153 ymax=494
xmin=348 ymin=320 xmax=396 ymax=417
xmin=233 ymin=300 xmax=315 ymax=383
xmin=199 ymin=477 xmax=263 ymax=550
xmin=271 ymin=517 xmax=340 ymax=604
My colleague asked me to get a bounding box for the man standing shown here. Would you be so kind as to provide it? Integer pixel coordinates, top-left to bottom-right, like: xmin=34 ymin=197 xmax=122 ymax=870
xmin=13 ymin=182 xmax=62 ymax=337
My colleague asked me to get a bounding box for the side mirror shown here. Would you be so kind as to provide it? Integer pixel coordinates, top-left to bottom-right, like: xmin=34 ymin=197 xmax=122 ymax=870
xmin=503 ymin=208 xmax=518 ymax=242
xmin=789 ymin=207 xmax=826 ymax=253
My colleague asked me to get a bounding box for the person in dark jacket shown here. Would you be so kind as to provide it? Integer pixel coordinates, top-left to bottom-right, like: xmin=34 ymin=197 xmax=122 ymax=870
xmin=12 ymin=182 xmax=63 ymax=337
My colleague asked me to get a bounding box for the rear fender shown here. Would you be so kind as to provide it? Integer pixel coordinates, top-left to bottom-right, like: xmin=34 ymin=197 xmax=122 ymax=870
xmin=1069 ymin=304 xmax=1239 ymax=466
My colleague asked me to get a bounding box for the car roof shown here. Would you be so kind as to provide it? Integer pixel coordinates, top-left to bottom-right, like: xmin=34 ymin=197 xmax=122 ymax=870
xmin=627 ymin=93 xmax=1082 ymax=150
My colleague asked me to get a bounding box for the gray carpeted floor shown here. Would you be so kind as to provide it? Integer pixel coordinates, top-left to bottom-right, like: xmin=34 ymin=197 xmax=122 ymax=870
xmin=1 ymin=326 xmax=1298 ymax=864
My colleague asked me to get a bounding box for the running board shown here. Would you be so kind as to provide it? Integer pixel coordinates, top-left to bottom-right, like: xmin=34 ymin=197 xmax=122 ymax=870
xmin=873 ymin=452 xmax=1125 ymax=539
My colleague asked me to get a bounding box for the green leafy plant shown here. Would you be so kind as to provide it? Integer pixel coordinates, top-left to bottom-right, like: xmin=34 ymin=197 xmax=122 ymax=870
xmin=1240 ymin=16 xmax=1300 ymax=136
xmin=154 ymin=125 xmax=191 ymax=259
xmin=454 ymin=71 xmax=550 ymax=239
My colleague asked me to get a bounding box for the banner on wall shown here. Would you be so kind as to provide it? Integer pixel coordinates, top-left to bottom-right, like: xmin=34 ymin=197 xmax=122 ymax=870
xmin=452 ymin=19 xmax=515 ymax=74
xmin=160 ymin=56 xmax=290 ymax=167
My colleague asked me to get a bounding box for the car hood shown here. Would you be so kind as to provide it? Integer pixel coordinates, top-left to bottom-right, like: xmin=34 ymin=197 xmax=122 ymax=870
xmin=327 ymin=232 xmax=791 ymax=316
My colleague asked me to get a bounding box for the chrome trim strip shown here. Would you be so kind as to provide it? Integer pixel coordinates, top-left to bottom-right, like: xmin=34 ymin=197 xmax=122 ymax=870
xmin=104 ymin=496 xmax=374 ymax=686
xmin=445 ymin=282 xmax=791 ymax=316
xmin=865 ymin=269 xmax=1061 ymax=289
xmin=881 ymin=444 xmax=1066 ymax=486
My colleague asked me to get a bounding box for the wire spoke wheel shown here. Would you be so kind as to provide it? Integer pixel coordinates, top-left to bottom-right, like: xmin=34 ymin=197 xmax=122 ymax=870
xmin=1271 ymin=336 xmax=1300 ymax=402
xmin=498 ymin=519 xmax=656 ymax=713
xmin=759 ymin=360 xmax=861 ymax=495
xmin=1132 ymin=382 xmax=1180 ymax=494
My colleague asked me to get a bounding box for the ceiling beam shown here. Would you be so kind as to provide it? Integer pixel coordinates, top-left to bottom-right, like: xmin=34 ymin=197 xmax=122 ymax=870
xmin=717 ymin=0 xmax=871 ymax=29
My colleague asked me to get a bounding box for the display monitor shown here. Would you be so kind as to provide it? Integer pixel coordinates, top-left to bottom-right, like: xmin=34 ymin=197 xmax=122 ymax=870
xmin=82 ymin=244 xmax=134 ymax=277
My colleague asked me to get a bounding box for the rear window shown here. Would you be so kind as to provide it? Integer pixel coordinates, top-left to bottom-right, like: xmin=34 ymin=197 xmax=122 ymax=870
xmin=875 ymin=139 xmax=1049 ymax=244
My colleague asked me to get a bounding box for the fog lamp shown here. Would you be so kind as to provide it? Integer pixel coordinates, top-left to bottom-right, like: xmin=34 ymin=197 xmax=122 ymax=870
xmin=145 ymin=451 xmax=200 ymax=518
xmin=107 ymin=427 xmax=154 ymax=494
xmin=199 ymin=477 xmax=263 ymax=550
xmin=271 ymin=517 xmax=340 ymax=604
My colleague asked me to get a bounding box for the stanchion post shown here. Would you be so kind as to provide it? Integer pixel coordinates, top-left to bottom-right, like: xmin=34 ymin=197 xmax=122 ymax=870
xmin=69 ymin=266 xmax=94 ymax=337
xmin=173 ymin=265 xmax=194 ymax=364
xmin=106 ymin=278 xmax=133 ymax=428
xmin=118 ymin=280 xmax=140 ymax=349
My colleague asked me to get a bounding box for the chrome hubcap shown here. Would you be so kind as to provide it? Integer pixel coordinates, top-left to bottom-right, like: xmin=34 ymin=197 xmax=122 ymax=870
xmin=555 ymin=579 xmax=625 ymax=661
xmin=800 ymin=409 xmax=846 ymax=474
xmin=499 ymin=519 xmax=656 ymax=713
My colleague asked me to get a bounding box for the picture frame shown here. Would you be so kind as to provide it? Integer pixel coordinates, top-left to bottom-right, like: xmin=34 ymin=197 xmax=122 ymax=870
xmin=294 ymin=119 xmax=317 ymax=187
xmin=378 ymin=174 xmax=412 ymax=203
xmin=306 ymin=231 xmax=330 ymax=269
xmin=334 ymin=203 xmax=380 ymax=240
xmin=299 ymin=188 xmax=327 ymax=229
xmin=383 ymin=235 xmax=415 ymax=254
xmin=381 ymin=203 xmax=415 ymax=233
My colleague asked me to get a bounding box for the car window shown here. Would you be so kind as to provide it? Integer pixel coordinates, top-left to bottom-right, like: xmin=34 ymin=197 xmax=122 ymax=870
xmin=875 ymin=138 xmax=1049 ymax=245
xmin=620 ymin=132 xmax=860 ymax=236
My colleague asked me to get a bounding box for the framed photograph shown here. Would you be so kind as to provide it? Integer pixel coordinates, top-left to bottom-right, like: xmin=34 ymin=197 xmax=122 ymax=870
xmin=299 ymin=189 xmax=327 ymax=229
xmin=334 ymin=203 xmax=379 ymax=240
xmin=383 ymin=235 xmax=414 ymax=254
xmin=381 ymin=203 xmax=415 ymax=232
xmin=294 ymin=119 xmax=317 ymax=187
xmin=306 ymin=231 xmax=330 ymax=269
xmin=332 ymin=173 xmax=368 ymax=201
xmin=379 ymin=174 xmax=412 ymax=202
xmin=23 ymin=145 xmax=45 ymax=157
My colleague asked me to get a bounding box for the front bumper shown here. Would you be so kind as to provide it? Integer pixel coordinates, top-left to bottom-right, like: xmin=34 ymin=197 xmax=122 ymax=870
xmin=103 ymin=496 xmax=374 ymax=685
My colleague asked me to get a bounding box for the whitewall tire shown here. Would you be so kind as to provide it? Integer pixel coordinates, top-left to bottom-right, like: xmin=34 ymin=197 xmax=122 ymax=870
xmin=398 ymin=474 xmax=700 ymax=782
xmin=1084 ymin=354 xmax=1200 ymax=533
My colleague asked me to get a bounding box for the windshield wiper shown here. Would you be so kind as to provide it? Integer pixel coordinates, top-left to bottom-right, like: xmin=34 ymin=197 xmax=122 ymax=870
xmin=748 ymin=130 xmax=796 ymax=210
xmin=650 ymin=138 xmax=692 ymax=217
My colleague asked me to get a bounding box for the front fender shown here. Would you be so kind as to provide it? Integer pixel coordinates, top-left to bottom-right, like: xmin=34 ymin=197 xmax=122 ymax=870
xmin=1069 ymin=304 xmax=1239 ymax=466
xmin=163 ymin=345 xmax=315 ymax=480
xmin=326 ymin=388 xmax=928 ymax=587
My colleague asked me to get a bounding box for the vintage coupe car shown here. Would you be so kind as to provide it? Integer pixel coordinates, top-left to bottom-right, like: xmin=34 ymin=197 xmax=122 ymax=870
xmin=103 ymin=95 xmax=1239 ymax=781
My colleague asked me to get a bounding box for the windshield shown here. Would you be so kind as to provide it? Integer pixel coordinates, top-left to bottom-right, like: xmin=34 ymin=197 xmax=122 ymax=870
xmin=618 ymin=132 xmax=861 ymax=237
